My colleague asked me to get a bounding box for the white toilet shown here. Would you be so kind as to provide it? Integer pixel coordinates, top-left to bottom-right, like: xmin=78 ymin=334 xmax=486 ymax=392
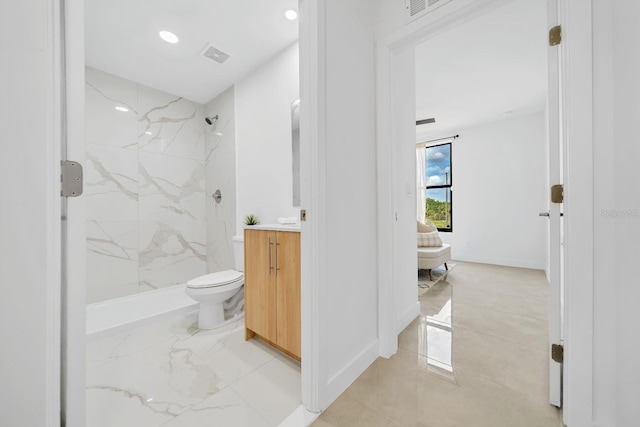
xmin=186 ymin=236 xmax=245 ymax=329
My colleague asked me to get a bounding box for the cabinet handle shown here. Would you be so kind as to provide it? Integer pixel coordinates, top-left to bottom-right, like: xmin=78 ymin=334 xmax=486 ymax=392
xmin=268 ymin=237 xmax=273 ymax=274
xmin=275 ymin=240 xmax=280 ymax=276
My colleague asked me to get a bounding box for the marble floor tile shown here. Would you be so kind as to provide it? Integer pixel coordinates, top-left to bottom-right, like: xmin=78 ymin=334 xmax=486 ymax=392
xmin=86 ymin=338 xmax=227 ymax=423
xmin=86 ymin=310 xmax=302 ymax=427
xmin=231 ymin=356 xmax=302 ymax=425
xmin=197 ymin=328 xmax=281 ymax=385
xmin=86 ymin=386 xmax=174 ymax=427
xmin=86 ymin=311 xmax=202 ymax=369
xmin=160 ymin=387 xmax=270 ymax=427
xmin=315 ymin=261 xmax=562 ymax=427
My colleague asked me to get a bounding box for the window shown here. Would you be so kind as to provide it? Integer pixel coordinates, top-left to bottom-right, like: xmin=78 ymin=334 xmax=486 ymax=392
xmin=425 ymin=143 xmax=452 ymax=232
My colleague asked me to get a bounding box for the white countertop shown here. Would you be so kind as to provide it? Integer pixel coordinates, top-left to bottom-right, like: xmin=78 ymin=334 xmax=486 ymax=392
xmin=245 ymin=224 xmax=301 ymax=232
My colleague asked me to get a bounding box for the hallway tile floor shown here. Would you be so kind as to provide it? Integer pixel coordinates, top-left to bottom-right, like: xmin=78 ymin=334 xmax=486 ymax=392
xmin=314 ymin=261 xmax=564 ymax=427
xmin=86 ymin=312 xmax=301 ymax=426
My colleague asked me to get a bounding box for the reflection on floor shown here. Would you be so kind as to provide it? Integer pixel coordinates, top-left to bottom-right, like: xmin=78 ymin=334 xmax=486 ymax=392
xmin=86 ymin=311 xmax=301 ymax=426
xmin=314 ymin=261 xmax=564 ymax=427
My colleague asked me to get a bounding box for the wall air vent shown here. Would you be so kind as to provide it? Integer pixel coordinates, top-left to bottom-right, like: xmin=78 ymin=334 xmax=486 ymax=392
xmin=200 ymin=44 xmax=230 ymax=64
xmin=405 ymin=0 xmax=453 ymax=23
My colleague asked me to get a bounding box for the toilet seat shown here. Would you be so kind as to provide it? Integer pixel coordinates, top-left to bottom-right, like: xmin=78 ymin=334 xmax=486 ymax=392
xmin=186 ymin=270 xmax=244 ymax=289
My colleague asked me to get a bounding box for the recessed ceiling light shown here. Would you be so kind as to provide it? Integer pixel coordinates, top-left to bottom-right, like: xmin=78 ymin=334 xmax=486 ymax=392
xmin=215 ymin=132 xmax=224 ymax=136
xmin=145 ymin=131 xmax=153 ymax=135
xmin=115 ymin=106 xmax=129 ymax=112
xmin=159 ymin=30 xmax=179 ymax=44
xmin=284 ymin=9 xmax=298 ymax=20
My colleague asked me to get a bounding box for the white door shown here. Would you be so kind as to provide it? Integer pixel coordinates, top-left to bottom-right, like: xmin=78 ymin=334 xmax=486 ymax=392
xmin=546 ymin=0 xmax=564 ymax=408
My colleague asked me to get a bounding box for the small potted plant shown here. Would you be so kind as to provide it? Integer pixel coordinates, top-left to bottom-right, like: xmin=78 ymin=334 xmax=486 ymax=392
xmin=244 ymin=214 xmax=259 ymax=226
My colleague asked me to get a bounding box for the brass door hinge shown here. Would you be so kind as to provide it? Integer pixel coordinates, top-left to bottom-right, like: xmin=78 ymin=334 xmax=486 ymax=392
xmin=549 ymin=25 xmax=561 ymax=46
xmin=551 ymin=184 xmax=564 ymax=204
xmin=552 ymin=343 xmax=564 ymax=363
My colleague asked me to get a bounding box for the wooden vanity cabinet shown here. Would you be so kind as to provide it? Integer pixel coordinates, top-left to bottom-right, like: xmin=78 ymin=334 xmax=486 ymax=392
xmin=244 ymin=229 xmax=301 ymax=361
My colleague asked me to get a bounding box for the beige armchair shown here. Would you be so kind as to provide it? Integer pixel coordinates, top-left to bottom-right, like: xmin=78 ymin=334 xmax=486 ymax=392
xmin=418 ymin=244 xmax=451 ymax=281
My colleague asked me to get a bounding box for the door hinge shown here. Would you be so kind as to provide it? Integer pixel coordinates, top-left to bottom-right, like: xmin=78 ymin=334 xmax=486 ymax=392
xmin=551 ymin=184 xmax=564 ymax=203
xmin=61 ymin=160 xmax=83 ymax=197
xmin=552 ymin=343 xmax=564 ymax=363
xmin=549 ymin=25 xmax=561 ymax=46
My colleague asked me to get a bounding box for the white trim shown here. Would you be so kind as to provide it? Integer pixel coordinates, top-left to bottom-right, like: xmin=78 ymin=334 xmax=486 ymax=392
xmin=559 ymin=0 xmax=594 ymax=424
xmin=299 ymin=0 xmax=327 ymax=413
xmin=396 ymin=302 xmax=420 ymax=335
xmin=61 ymin=0 xmax=86 ymax=425
xmin=325 ymin=341 xmax=379 ymax=405
xmin=375 ymin=43 xmax=396 ymax=358
xmin=449 ymin=255 xmax=545 ymax=270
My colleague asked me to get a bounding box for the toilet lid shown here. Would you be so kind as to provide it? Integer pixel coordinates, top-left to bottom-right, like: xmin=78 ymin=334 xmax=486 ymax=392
xmin=186 ymin=270 xmax=244 ymax=289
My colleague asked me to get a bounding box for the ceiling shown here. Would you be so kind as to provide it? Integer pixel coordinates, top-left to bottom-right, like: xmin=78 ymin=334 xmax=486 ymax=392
xmin=85 ymin=0 xmax=299 ymax=104
xmin=415 ymin=0 xmax=547 ymax=140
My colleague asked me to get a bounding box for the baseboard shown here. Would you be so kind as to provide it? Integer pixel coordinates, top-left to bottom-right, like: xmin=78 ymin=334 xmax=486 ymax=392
xmin=396 ymin=302 xmax=420 ymax=335
xmin=325 ymin=340 xmax=379 ymax=407
xmin=453 ymin=254 xmax=544 ymax=270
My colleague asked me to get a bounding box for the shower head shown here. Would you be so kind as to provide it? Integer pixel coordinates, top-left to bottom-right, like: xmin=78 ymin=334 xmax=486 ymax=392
xmin=205 ymin=115 xmax=219 ymax=126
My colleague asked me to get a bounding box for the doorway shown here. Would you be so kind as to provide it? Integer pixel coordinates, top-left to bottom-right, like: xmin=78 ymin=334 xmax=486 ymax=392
xmin=64 ymin=1 xmax=307 ymax=425
xmin=376 ymin=0 xmax=568 ymax=423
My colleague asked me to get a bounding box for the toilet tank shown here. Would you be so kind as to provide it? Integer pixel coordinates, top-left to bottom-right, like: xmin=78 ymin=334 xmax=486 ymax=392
xmin=232 ymin=236 xmax=244 ymax=272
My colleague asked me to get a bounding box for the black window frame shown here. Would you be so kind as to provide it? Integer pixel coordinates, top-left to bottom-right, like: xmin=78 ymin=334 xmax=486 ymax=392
xmin=424 ymin=142 xmax=453 ymax=232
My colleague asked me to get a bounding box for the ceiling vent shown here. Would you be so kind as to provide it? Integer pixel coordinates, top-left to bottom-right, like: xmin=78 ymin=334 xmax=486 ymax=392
xmin=405 ymin=0 xmax=453 ymax=23
xmin=200 ymin=44 xmax=230 ymax=64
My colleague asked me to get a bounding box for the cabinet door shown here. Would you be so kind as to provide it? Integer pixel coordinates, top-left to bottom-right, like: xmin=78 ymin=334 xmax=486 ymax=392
xmin=244 ymin=229 xmax=277 ymax=342
xmin=275 ymin=231 xmax=301 ymax=358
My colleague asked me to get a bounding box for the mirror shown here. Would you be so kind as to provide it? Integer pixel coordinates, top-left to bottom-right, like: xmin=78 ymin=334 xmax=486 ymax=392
xmin=292 ymin=99 xmax=301 ymax=207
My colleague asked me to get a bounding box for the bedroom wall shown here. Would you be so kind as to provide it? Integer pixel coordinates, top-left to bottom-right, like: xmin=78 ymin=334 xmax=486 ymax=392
xmin=436 ymin=112 xmax=547 ymax=269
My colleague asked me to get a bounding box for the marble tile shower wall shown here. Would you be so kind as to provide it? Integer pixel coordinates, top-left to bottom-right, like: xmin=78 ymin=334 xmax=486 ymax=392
xmin=204 ymin=86 xmax=236 ymax=273
xmin=85 ymin=67 xmax=206 ymax=304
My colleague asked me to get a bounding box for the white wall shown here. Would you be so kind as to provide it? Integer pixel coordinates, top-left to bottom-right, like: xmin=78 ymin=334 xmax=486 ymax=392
xmin=611 ymin=3 xmax=640 ymax=423
xmin=0 ymin=0 xmax=60 ymax=424
xmin=235 ymin=42 xmax=300 ymax=233
xmin=312 ymin=0 xmax=378 ymax=410
xmin=593 ymin=1 xmax=640 ymax=425
xmin=205 ymin=87 xmax=237 ymax=272
xmin=84 ymin=67 xmax=206 ymax=303
xmin=432 ymin=113 xmax=547 ymax=269
xmin=374 ymin=0 xmax=406 ymax=41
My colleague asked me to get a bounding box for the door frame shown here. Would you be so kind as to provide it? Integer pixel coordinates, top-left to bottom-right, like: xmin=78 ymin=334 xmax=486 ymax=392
xmin=62 ymin=0 xmax=87 ymax=426
xmin=375 ymin=0 xmax=595 ymax=425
